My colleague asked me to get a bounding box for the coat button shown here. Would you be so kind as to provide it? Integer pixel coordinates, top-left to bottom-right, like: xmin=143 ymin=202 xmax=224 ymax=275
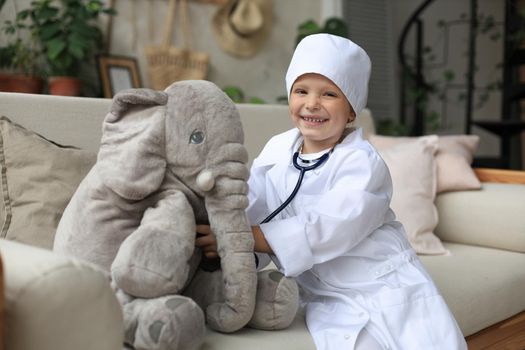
xmin=344 ymin=334 xmax=350 ymax=340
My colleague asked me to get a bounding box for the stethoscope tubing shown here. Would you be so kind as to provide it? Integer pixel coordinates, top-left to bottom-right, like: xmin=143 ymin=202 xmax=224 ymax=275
xmin=260 ymin=151 xmax=330 ymax=224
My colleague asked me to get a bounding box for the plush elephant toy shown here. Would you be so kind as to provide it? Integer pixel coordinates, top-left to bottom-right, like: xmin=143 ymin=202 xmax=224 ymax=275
xmin=53 ymin=80 xmax=299 ymax=350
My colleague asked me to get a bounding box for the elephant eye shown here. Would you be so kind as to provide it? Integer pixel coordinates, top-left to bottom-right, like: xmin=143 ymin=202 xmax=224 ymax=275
xmin=190 ymin=130 xmax=205 ymax=144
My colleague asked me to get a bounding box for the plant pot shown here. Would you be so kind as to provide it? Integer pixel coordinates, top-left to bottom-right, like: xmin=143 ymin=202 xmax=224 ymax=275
xmin=0 ymin=74 xmax=44 ymax=94
xmin=48 ymin=76 xmax=82 ymax=96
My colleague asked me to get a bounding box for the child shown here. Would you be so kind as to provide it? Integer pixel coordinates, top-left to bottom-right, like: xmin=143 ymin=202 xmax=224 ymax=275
xmin=197 ymin=33 xmax=467 ymax=350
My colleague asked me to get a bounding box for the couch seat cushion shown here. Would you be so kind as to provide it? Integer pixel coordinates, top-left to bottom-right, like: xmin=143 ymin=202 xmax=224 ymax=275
xmin=202 ymin=243 xmax=525 ymax=348
xmin=420 ymin=242 xmax=525 ymax=336
xmin=204 ymin=307 xmax=315 ymax=349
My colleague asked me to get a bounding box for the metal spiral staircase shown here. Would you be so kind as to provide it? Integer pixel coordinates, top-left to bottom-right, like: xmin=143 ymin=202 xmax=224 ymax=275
xmin=398 ymin=0 xmax=525 ymax=169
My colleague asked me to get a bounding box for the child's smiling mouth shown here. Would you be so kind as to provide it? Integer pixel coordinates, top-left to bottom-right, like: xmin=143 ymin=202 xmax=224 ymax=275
xmin=301 ymin=116 xmax=328 ymax=124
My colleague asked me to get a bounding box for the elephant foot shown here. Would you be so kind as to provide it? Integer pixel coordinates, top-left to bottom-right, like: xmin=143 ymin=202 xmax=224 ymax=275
xmin=111 ymin=227 xmax=196 ymax=298
xmin=248 ymin=269 xmax=300 ymax=330
xmin=123 ymin=295 xmax=205 ymax=350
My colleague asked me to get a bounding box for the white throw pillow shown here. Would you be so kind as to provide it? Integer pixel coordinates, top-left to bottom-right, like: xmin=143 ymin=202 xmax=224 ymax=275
xmin=376 ymin=135 xmax=448 ymax=255
xmin=369 ymin=134 xmax=481 ymax=194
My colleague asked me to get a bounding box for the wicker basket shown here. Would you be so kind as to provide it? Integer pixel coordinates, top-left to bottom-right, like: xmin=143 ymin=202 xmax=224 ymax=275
xmin=145 ymin=0 xmax=209 ymax=90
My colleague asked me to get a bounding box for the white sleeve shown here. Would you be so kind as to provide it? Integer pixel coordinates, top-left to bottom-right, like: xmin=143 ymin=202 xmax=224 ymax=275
xmin=246 ymin=158 xmax=271 ymax=225
xmin=246 ymin=159 xmax=274 ymax=271
xmin=260 ymin=149 xmax=392 ymax=277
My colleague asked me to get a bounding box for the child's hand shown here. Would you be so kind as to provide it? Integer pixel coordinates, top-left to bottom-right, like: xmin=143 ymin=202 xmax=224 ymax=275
xmin=195 ymin=225 xmax=218 ymax=259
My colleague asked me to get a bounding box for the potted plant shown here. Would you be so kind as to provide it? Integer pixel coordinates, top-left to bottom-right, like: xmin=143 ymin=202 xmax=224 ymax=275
xmin=295 ymin=17 xmax=349 ymax=46
xmin=0 ymin=2 xmax=46 ymax=93
xmin=28 ymin=0 xmax=115 ymax=96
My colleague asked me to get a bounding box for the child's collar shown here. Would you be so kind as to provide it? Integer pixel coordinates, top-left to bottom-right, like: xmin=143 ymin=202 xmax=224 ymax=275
xmin=251 ymin=127 xmax=363 ymax=168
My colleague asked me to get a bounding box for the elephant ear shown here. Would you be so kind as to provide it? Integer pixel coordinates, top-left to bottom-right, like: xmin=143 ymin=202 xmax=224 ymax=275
xmin=97 ymin=89 xmax=169 ymax=200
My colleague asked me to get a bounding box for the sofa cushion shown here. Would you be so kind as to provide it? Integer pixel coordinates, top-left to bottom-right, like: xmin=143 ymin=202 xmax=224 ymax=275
xmin=374 ymin=135 xmax=448 ymax=255
xmin=435 ymin=183 xmax=525 ymax=253
xmin=203 ymin=242 xmax=525 ymax=347
xmin=369 ymin=134 xmax=481 ymax=194
xmin=420 ymin=242 xmax=525 ymax=336
xmin=204 ymin=307 xmax=315 ymax=349
xmin=0 ymin=117 xmax=96 ymax=249
xmin=0 ymin=239 xmax=123 ymax=350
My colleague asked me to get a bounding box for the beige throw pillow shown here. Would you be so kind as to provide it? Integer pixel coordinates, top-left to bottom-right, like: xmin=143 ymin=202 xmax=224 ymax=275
xmin=377 ymin=135 xmax=448 ymax=255
xmin=0 ymin=117 xmax=96 ymax=249
xmin=369 ymin=134 xmax=481 ymax=193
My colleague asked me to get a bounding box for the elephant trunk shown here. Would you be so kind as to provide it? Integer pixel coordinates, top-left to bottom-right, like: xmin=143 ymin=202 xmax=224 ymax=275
xmin=205 ymin=205 xmax=257 ymax=332
xmin=197 ymin=143 xmax=257 ymax=332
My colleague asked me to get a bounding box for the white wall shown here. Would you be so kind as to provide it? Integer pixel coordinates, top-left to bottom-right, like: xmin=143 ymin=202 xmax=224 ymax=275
xmin=1 ymin=0 xmax=321 ymax=103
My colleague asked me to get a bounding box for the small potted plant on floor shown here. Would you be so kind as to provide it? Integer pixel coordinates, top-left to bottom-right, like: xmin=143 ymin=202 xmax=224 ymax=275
xmin=29 ymin=0 xmax=115 ymax=96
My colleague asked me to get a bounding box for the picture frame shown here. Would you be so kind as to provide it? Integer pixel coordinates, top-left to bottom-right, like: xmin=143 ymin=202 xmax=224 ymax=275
xmin=97 ymin=55 xmax=142 ymax=98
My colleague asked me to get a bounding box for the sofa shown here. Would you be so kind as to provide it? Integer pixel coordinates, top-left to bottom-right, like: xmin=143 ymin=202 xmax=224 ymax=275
xmin=0 ymin=91 xmax=524 ymax=350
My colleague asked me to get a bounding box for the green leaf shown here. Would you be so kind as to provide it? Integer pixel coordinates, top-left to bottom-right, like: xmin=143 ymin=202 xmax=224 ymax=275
xmin=46 ymin=38 xmax=66 ymax=60
xmin=68 ymin=32 xmax=90 ymax=48
xmin=323 ymin=17 xmax=348 ymax=38
xmin=87 ymin=0 xmax=102 ymax=12
xmin=298 ymin=20 xmax=321 ymax=35
xmin=276 ymin=96 xmax=288 ymax=105
xmin=16 ymin=9 xmax=31 ymax=20
xmin=222 ymin=86 xmax=244 ymax=103
xmin=39 ymin=22 xmax=61 ymax=40
xmin=103 ymin=8 xmax=117 ymax=16
xmin=249 ymin=97 xmax=266 ymax=104
xmin=70 ymin=21 xmax=94 ymax=36
xmin=442 ymin=70 xmax=455 ymax=82
xmin=38 ymin=6 xmax=60 ymax=21
xmin=68 ymin=42 xmax=84 ymax=59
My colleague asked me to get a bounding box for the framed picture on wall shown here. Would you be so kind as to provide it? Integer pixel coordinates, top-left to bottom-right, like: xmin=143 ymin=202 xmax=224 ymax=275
xmin=97 ymin=55 xmax=142 ymax=98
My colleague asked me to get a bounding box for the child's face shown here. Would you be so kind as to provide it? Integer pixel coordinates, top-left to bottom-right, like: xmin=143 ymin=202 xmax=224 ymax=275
xmin=289 ymin=73 xmax=355 ymax=153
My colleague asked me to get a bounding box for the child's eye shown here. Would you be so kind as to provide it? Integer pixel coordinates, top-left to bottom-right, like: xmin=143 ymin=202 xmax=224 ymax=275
xmin=324 ymin=91 xmax=337 ymax=97
xmin=294 ymin=88 xmax=307 ymax=95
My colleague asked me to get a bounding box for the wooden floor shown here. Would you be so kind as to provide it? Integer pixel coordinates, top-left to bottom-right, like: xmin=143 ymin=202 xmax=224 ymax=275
xmin=466 ymin=311 xmax=525 ymax=350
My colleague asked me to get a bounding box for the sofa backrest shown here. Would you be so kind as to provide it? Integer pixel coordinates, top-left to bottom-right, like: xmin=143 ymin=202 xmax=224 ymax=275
xmin=0 ymin=92 xmax=374 ymax=163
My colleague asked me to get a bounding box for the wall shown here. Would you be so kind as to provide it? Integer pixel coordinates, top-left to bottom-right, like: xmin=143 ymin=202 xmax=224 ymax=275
xmin=110 ymin=0 xmax=323 ymax=103
xmin=1 ymin=0 xmax=321 ymax=103
xmin=1 ymin=0 xmax=511 ymax=160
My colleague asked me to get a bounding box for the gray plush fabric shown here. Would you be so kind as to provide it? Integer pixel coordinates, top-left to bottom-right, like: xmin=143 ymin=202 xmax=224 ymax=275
xmin=53 ymin=80 xmax=298 ymax=350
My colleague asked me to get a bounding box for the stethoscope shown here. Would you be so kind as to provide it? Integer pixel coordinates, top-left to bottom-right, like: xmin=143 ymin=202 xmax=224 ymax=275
xmin=260 ymin=148 xmax=331 ymax=224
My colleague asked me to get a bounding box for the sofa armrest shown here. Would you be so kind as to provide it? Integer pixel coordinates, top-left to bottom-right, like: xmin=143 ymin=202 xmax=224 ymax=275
xmin=435 ymin=182 xmax=525 ymax=252
xmin=0 ymin=239 xmax=123 ymax=350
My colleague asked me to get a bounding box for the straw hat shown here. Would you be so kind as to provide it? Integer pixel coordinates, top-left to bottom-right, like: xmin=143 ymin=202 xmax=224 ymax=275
xmin=212 ymin=0 xmax=273 ymax=58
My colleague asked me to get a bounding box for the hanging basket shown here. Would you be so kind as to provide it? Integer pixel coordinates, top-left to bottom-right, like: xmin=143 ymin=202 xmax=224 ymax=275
xmin=145 ymin=0 xmax=209 ymax=90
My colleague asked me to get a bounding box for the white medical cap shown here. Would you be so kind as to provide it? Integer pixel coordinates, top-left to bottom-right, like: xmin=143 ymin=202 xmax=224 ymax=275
xmin=285 ymin=33 xmax=371 ymax=116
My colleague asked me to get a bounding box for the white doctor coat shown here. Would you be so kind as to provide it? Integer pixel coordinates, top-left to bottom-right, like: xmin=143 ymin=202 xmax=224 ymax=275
xmin=247 ymin=128 xmax=467 ymax=350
